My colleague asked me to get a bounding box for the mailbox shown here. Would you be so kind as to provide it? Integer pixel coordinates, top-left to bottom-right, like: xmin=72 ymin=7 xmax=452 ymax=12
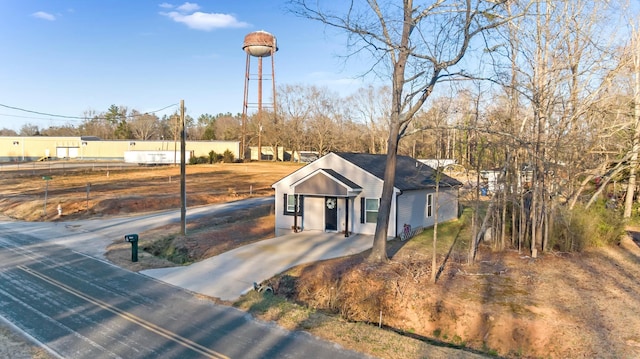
xmin=124 ymin=234 xmax=139 ymax=262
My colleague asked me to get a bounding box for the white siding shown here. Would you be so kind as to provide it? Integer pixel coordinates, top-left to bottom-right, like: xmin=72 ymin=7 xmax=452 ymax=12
xmin=396 ymin=188 xmax=460 ymax=236
xmin=274 ymin=193 xmax=288 ymax=233
xmin=396 ymin=191 xmax=426 ymax=235
xmin=436 ymin=188 xmax=459 ymax=222
xmin=352 ymin=180 xmax=397 ymax=236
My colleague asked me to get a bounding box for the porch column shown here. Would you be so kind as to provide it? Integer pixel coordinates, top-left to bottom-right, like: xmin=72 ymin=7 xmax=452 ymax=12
xmin=293 ymin=194 xmax=299 ymax=232
xmin=344 ymin=197 xmax=350 ymax=237
xmin=299 ymin=195 xmax=304 ymax=231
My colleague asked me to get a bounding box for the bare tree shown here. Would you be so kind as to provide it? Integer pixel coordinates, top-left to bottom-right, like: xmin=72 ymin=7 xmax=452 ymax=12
xmin=290 ymin=0 xmax=521 ymax=262
xmin=347 ymin=85 xmax=390 ymax=154
xmin=79 ymin=109 xmax=109 ymax=138
xmin=254 ymin=109 xmax=284 ymax=160
xmin=405 ymin=97 xmax=452 ymax=159
xmin=0 ymin=128 xmax=18 ymax=136
xmin=41 ymin=124 xmax=79 ymax=136
xmin=305 ymin=86 xmax=342 ymax=155
xmin=335 ymin=118 xmax=371 ymax=153
xmin=129 ymin=111 xmax=159 ymax=140
xmin=481 ymin=0 xmax=623 ymax=255
xmin=278 ymin=84 xmax=312 ymax=160
xmin=214 ymin=114 xmax=242 ymax=141
xmin=19 ymin=123 xmax=40 ymax=136
xmin=623 ymin=22 xmax=640 ymax=217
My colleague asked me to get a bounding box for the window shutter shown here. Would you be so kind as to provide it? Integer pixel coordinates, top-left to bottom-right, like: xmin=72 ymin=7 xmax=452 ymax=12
xmin=299 ymin=195 xmax=304 ymax=215
xmin=283 ymin=194 xmax=288 ymax=215
xmin=360 ymin=197 xmax=365 ymax=223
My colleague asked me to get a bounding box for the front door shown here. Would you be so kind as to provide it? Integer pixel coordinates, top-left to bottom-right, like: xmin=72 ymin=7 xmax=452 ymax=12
xmin=324 ymin=197 xmax=338 ymax=231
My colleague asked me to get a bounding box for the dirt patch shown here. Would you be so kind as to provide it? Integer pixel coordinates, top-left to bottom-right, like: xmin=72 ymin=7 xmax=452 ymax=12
xmin=0 ymin=162 xmax=300 ymax=221
xmin=105 ymin=203 xmax=276 ymax=272
xmin=0 ymin=322 xmax=54 ymax=359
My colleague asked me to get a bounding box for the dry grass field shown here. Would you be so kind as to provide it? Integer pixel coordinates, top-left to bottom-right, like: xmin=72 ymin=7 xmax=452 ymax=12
xmin=0 ymin=161 xmax=301 ymax=221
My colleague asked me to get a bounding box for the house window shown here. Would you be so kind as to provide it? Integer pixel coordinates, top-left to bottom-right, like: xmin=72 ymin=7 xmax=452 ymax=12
xmin=284 ymin=194 xmax=302 ymax=216
xmin=287 ymin=195 xmax=296 ymax=212
xmin=426 ymin=193 xmax=433 ymax=218
xmin=365 ymin=198 xmax=380 ymax=223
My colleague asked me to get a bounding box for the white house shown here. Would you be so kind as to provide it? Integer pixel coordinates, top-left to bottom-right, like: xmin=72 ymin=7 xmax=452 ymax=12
xmin=271 ymin=152 xmax=463 ymax=237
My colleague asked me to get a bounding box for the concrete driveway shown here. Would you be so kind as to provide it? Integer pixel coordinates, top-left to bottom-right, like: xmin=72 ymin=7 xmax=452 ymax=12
xmin=141 ymin=231 xmax=374 ymax=301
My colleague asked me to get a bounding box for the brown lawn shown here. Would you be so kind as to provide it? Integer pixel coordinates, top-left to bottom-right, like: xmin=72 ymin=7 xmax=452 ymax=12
xmin=0 ymin=161 xmax=301 ymax=221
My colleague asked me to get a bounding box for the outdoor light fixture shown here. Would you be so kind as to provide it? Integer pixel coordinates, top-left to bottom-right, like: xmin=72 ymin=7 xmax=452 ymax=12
xmin=129 ymin=142 xmax=136 ymax=146
xmin=12 ymin=140 xmax=24 ymax=161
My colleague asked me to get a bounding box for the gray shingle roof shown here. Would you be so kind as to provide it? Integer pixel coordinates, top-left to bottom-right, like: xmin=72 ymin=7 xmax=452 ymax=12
xmin=334 ymin=152 xmax=462 ymax=191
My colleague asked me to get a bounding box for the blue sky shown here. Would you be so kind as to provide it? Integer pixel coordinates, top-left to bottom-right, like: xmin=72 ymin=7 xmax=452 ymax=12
xmin=0 ymin=1 xmax=371 ymax=131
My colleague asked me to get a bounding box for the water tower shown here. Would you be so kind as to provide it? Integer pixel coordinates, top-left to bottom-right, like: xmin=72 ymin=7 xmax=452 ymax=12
xmin=241 ymin=30 xmax=278 ymax=160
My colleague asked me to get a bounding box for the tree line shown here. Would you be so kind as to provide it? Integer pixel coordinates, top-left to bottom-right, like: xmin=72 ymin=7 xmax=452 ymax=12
xmin=1 ymin=105 xmax=244 ymax=144
xmin=1 ymin=85 xmax=393 ymax=157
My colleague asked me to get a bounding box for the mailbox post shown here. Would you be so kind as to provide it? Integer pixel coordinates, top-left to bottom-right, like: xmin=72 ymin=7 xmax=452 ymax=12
xmin=124 ymin=234 xmax=139 ymax=262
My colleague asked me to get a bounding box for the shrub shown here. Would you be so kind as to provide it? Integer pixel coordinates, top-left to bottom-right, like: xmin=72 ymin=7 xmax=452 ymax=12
xmin=222 ymin=149 xmax=235 ymax=163
xmin=549 ymin=201 xmax=625 ymax=251
xmin=208 ymin=150 xmax=222 ymax=164
xmin=189 ymin=155 xmax=208 ymax=164
xmin=142 ymin=236 xmax=191 ymax=264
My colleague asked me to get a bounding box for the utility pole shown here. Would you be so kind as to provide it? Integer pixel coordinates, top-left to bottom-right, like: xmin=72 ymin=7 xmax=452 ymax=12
xmin=42 ymin=176 xmax=52 ymax=218
xmin=174 ymin=115 xmax=178 ymax=165
xmin=180 ymin=100 xmax=187 ymax=235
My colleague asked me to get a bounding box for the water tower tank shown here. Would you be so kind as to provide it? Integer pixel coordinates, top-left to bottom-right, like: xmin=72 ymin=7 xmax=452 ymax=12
xmin=242 ymin=30 xmax=278 ymax=57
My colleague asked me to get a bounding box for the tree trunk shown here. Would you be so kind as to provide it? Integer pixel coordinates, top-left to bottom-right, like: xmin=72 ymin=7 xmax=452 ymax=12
xmin=530 ymin=178 xmax=538 ymax=258
xmin=501 ymin=184 xmax=507 ymax=250
xmin=625 ymin=30 xmax=640 ymax=218
xmin=586 ymin=163 xmax=628 ymax=209
xmin=368 ymin=121 xmax=400 ymax=262
xmin=431 ymin=175 xmax=440 ymax=283
xmin=469 ymin=161 xmax=481 ymax=264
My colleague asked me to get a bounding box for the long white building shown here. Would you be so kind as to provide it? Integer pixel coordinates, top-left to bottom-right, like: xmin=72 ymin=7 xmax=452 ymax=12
xmin=0 ymin=136 xmax=240 ymax=162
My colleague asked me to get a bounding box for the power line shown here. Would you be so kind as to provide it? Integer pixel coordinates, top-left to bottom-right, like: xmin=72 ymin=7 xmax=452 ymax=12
xmin=0 ymin=113 xmax=63 ymax=120
xmin=0 ymin=103 xmax=179 ymax=121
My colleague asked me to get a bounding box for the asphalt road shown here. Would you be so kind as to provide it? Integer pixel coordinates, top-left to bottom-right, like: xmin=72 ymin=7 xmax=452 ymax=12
xmin=0 ymin=200 xmax=373 ymax=359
